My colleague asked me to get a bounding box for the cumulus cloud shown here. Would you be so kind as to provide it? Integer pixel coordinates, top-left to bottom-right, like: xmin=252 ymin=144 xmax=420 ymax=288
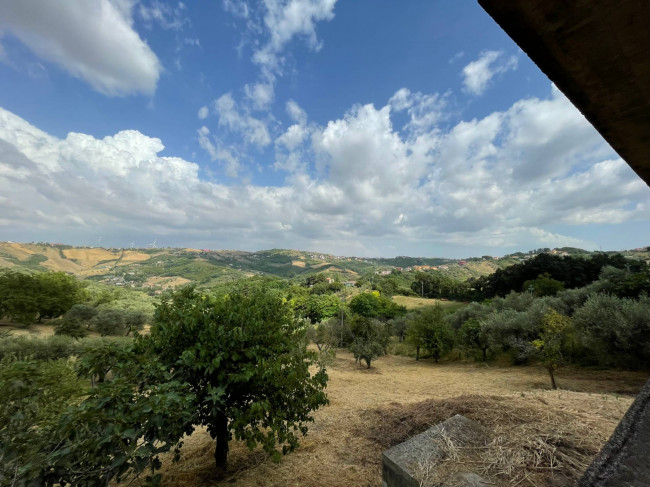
xmin=462 ymin=50 xmax=518 ymax=96
xmin=213 ymin=93 xmax=271 ymax=147
xmin=0 ymin=0 xmax=162 ymax=96
xmin=198 ymin=106 xmax=209 ymax=119
xmin=1 ymin=83 xmax=649 ymax=255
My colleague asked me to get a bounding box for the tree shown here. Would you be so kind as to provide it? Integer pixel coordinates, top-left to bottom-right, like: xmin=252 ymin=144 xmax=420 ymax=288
xmin=50 ymin=343 xmax=195 ymax=486
xmin=348 ymin=315 xmax=390 ymax=368
xmin=406 ymin=306 xmax=455 ymax=362
xmin=523 ymin=273 xmax=565 ymax=296
xmin=349 ymin=292 xmax=406 ymax=320
xmin=92 ymin=309 xmax=126 ymax=336
xmin=123 ymin=310 xmax=148 ymax=336
xmin=64 ymin=303 xmax=98 ymax=329
xmin=532 ymin=310 xmax=573 ymax=389
xmin=54 ymin=319 xmax=88 ymax=339
xmin=0 ymin=270 xmax=84 ymax=324
xmin=0 ymin=359 xmax=86 ymax=485
xmin=459 ymin=318 xmax=490 ymax=361
xmin=149 ymin=287 xmax=328 ymax=470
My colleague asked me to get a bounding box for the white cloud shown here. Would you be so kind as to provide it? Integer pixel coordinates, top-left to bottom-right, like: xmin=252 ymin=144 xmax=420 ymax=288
xmin=198 ymin=106 xmax=209 ymax=119
xmin=0 ymin=0 xmax=162 ymax=96
xmin=2 ymin=83 xmax=649 ymax=255
xmin=197 ymin=126 xmax=240 ymax=177
xmin=213 ymin=93 xmax=271 ymax=147
xmin=138 ymin=1 xmax=189 ymax=31
xmin=244 ymin=81 xmax=275 ymax=110
xmin=253 ymin=0 xmax=337 ymax=74
xmin=462 ymin=50 xmax=518 ymax=96
xmin=286 ymin=99 xmax=307 ymax=124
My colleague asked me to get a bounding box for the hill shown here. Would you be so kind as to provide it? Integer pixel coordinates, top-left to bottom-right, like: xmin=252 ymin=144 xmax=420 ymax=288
xmin=2 ymin=242 xmax=646 ymax=292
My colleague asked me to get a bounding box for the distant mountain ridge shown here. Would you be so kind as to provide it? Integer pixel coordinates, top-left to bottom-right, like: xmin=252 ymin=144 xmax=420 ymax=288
xmin=1 ymin=241 xmax=646 ymax=290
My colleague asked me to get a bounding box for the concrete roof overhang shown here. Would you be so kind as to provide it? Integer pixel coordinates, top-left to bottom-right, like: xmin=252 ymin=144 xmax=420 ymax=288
xmin=478 ymin=0 xmax=650 ymax=186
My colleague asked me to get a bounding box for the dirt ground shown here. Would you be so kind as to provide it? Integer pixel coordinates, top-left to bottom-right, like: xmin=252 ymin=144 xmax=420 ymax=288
xmin=146 ymin=352 xmax=648 ymax=487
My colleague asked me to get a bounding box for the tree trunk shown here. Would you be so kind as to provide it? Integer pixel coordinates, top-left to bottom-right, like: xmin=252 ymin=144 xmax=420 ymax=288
xmin=214 ymin=413 xmax=229 ymax=471
xmin=482 ymin=347 xmax=487 ymax=362
xmin=548 ymin=365 xmax=557 ymax=390
xmin=434 ymin=350 xmax=439 ymax=363
xmin=366 ymin=359 xmax=371 ymax=369
xmin=416 ymin=347 xmax=420 ymax=361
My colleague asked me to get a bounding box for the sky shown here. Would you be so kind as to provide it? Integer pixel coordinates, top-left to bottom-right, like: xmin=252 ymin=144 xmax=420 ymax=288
xmin=0 ymin=0 xmax=649 ymax=258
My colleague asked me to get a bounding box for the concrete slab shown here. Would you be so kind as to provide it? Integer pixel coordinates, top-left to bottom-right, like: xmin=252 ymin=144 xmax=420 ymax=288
xmin=382 ymin=414 xmax=489 ymax=487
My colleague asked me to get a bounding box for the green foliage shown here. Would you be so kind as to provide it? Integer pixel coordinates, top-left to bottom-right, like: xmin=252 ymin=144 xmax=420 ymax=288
xmin=54 ymin=319 xmax=88 ymax=339
xmin=411 ymin=271 xmax=470 ymax=300
xmin=349 ymin=292 xmax=406 ymax=320
xmin=480 ymin=252 xmax=636 ymax=298
xmin=149 ymin=286 xmax=328 ymax=469
xmin=64 ymin=303 xmax=98 ymax=327
xmin=50 ymin=346 xmax=195 ymax=486
xmin=405 ymin=305 xmax=455 ymax=362
xmin=0 ymin=335 xmax=81 ymax=362
xmin=0 ymin=358 xmax=85 ymax=486
xmin=523 ymin=273 xmax=565 ymax=296
xmin=531 ymin=310 xmax=574 ymax=389
xmin=572 ymin=294 xmax=650 ymax=368
xmin=0 ymin=270 xmax=84 ymax=323
xmin=459 ymin=318 xmax=490 ymax=361
xmin=349 ymin=315 xmax=390 ymax=368
xmin=92 ymin=308 xmax=126 ymax=336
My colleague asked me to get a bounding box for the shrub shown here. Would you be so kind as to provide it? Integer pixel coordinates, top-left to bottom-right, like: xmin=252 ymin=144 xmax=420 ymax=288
xmin=0 ymin=358 xmax=85 ymax=485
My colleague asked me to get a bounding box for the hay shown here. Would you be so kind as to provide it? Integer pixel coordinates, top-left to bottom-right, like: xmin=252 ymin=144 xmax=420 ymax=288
xmin=363 ymin=394 xmax=617 ymax=486
xmin=129 ymin=352 xmax=642 ymax=486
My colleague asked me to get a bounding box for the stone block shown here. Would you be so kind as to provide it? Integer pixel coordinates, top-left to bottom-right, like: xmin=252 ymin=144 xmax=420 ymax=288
xmin=382 ymin=414 xmax=489 ymax=487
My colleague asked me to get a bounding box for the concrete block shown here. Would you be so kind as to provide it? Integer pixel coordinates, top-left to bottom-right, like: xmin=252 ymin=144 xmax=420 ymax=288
xmin=382 ymin=414 xmax=488 ymax=487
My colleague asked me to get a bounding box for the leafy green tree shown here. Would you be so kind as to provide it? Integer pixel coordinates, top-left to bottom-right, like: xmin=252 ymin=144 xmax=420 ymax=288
xmin=50 ymin=344 xmax=195 ymax=486
xmin=92 ymin=309 xmax=126 ymax=336
xmin=406 ymin=306 xmax=455 ymax=362
xmin=523 ymin=273 xmax=565 ymax=296
xmin=0 ymin=270 xmax=84 ymax=324
xmin=532 ymin=310 xmax=574 ymax=389
xmin=459 ymin=318 xmax=490 ymax=361
xmin=349 ymin=292 xmax=406 ymax=320
xmin=0 ymin=270 xmax=41 ymax=324
xmin=149 ymin=287 xmax=328 ymax=470
xmin=64 ymin=303 xmax=98 ymax=329
xmin=0 ymin=358 xmax=85 ymax=485
xmin=54 ymin=319 xmax=88 ymax=339
xmin=123 ymin=310 xmax=149 ymax=336
xmin=349 ymin=315 xmax=390 ymax=368
xmin=306 ymin=293 xmax=341 ymax=324
xmin=34 ymin=271 xmax=85 ymax=321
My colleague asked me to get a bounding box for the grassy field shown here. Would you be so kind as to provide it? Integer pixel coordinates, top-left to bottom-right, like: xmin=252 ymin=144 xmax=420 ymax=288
xmin=143 ymin=352 xmax=647 ymax=487
xmin=392 ymin=295 xmax=467 ymax=312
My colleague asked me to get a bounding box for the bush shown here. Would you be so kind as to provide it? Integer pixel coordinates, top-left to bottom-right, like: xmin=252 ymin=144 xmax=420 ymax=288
xmin=573 ymin=294 xmax=650 ymax=368
xmin=0 ymin=358 xmax=85 ymax=485
xmin=54 ymin=319 xmax=88 ymax=339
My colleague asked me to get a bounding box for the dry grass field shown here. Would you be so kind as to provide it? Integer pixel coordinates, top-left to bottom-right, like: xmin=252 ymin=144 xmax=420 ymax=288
xmin=144 ymin=352 xmax=647 ymax=487
xmin=144 ymin=276 xmax=192 ymax=289
xmin=392 ymin=295 xmax=466 ymax=311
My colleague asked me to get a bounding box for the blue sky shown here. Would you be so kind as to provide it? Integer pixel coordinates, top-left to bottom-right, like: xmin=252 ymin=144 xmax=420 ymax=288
xmin=0 ymin=0 xmax=648 ymax=258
